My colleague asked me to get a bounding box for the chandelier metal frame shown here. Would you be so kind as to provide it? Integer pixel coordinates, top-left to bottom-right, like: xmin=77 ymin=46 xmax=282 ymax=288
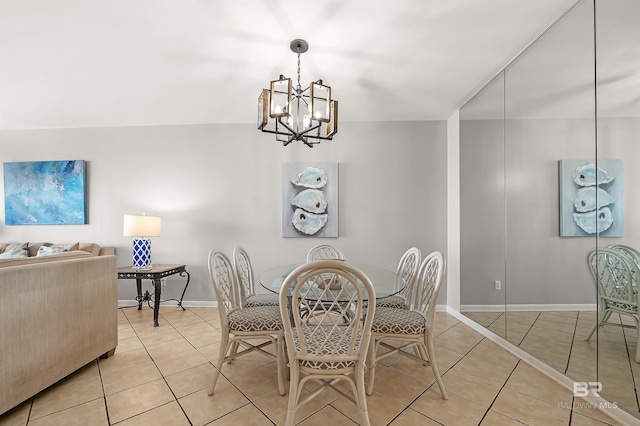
xmin=258 ymin=39 xmax=338 ymax=147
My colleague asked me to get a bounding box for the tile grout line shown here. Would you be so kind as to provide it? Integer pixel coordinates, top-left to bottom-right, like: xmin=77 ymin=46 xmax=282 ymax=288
xmin=382 ymin=322 xmax=484 ymax=425
xmin=475 ymin=358 xmax=523 ymax=425
xmin=97 ymin=353 xmax=113 ymax=425
xmin=459 ymin=310 xmax=639 ymax=425
xmin=113 ymin=308 xmax=183 ymax=425
xmin=163 ymin=307 xmax=278 ymax=425
xmin=10 ymin=309 xmax=634 ymax=425
xmin=160 ymin=308 xmax=212 ymax=426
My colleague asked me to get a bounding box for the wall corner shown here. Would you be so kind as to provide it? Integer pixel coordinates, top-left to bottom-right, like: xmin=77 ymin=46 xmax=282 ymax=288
xmin=446 ymin=110 xmax=461 ymax=311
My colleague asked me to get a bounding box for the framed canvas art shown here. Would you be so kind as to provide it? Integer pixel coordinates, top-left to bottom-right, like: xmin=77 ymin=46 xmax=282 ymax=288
xmin=559 ymin=159 xmax=623 ymax=237
xmin=3 ymin=160 xmax=87 ymax=225
xmin=282 ymin=162 xmax=338 ymax=238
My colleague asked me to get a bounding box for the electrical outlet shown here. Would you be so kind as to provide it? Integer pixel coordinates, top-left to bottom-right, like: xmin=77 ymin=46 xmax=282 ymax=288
xmin=494 ymin=280 xmax=501 ymax=290
xmin=161 ymin=278 xmax=167 ymax=288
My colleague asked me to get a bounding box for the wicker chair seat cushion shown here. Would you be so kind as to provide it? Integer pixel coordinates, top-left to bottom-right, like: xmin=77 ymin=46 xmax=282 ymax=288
xmin=228 ymin=306 xmax=283 ymax=332
xmin=292 ymin=325 xmax=362 ymax=370
xmin=371 ymin=307 xmax=426 ymax=335
xmin=374 ymin=295 xmax=405 ymax=309
xmin=246 ymin=293 xmax=280 ymax=307
xmin=608 ymin=300 xmax=638 ymax=312
xmin=362 ymin=295 xmax=405 ymax=310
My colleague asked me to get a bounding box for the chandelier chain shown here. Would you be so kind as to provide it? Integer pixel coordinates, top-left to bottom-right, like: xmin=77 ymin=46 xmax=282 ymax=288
xmin=296 ymin=49 xmax=301 ymax=91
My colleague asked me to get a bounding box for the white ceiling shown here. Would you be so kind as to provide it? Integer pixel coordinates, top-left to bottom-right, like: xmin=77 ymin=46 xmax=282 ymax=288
xmin=0 ymin=0 xmax=579 ymax=130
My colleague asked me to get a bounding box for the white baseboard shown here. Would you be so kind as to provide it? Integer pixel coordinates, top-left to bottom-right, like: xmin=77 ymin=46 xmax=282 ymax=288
xmin=118 ymin=300 xmax=218 ymax=308
xmin=446 ymin=306 xmax=637 ymax=426
xmin=119 ymin=300 xmax=443 ymax=311
xmin=460 ymin=303 xmax=596 ymax=312
xmin=119 ymin=301 xmax=592 ymax=313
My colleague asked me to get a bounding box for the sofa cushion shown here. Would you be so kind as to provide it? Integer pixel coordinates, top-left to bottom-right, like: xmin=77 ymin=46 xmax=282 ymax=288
xmin=2 ymin=242 xmax=103 ymax=257
xmin=28 ymin=242 xmax=48 ymax=257
xmin=0 ymin=250 xmax=92 ymax=267
xmin=1 ymin=242 xmax=29 ymax=254
xmin=0 ymin=242 xmax=29 ymax=258
xmin=75 ymin=243 xmax=101 ymax=256
xmin=29 ymin=242 xmax=80 ymax=257
xmin=37 ymin=244 xmax=77 ymax=256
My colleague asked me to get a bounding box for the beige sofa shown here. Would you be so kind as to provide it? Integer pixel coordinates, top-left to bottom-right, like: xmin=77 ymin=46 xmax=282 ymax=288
xmin=0 ymin=243 xmax=117 ymax=415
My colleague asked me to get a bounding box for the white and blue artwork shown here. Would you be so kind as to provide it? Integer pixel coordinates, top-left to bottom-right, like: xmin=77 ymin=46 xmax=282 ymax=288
xmin=3 ymin=160 xmax=87 ymax=225
xmin=559 ymin=159 xmax=623 ymax=237
xmin=282 ymin=163 xmax=338 ymax=237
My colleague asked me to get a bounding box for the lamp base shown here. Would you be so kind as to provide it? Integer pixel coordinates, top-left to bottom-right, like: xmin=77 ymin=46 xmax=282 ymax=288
xmin=132 ymin=238 xmax=152 ymax=270
xmin=133 ymin=265 xmax=153 ymax=271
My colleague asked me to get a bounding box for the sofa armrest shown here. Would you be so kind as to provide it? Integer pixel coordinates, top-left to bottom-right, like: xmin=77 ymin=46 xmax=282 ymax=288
xmin=0 ymin=254 xmax=118 ymax=414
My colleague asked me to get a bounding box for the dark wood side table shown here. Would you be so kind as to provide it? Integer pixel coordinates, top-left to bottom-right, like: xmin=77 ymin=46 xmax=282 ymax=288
xmin=117 ymin=264 xmax=190 ymax=327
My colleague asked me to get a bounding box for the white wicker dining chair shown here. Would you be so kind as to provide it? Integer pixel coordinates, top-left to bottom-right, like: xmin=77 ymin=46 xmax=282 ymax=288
xmin=370 ymin=247 xmax=421 ymax=309
xmin=306 ymin=244 xmax=345 ymax=262
xmin=303 ymin=245 xmax=346 ymax=321
xmin=279 ymin=260 xmax=376 ymax=426
xmin=366 ymin=251 xmax=448 ymax=399
xmin=207 ymin=250 xmax=285 ymax=396
xmin=585 ymin=248 xmax=640 ymax=362
xmin=233 ymin=246 xmax=279 ymax=307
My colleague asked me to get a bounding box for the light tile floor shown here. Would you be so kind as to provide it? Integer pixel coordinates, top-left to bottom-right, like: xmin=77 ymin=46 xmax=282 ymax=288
xmin=464 ymin=310 xmax=640 ymax=421
xmin=0 ymin=307 xmax=626 ymax=426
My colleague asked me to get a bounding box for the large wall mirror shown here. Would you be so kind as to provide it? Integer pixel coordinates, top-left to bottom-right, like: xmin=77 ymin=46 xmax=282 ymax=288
xmin=460 ymin=0 xmax=639 ymax=418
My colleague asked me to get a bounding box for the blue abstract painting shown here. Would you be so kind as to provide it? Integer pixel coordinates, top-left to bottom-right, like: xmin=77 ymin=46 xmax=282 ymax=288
xmin=4 ymin=160 xmax=87 ymax=225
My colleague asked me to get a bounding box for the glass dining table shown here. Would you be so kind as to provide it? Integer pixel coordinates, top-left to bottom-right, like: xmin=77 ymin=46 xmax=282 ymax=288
xmin=259 ymin=263 xmax=406 ymax=301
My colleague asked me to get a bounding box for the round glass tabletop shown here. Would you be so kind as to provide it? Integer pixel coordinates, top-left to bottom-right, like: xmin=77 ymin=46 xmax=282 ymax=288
xmin=259 ymin=263 xmax=406 ymax=301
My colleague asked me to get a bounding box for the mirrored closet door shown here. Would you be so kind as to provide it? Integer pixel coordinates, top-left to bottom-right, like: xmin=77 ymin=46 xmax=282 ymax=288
xmin=460 ymin=0 xmax=640 ymax=418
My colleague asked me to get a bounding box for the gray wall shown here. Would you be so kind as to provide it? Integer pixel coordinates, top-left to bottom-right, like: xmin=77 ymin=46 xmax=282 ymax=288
xmin=0 ymin=120 xmax=448 ymax=305
xmin=504 ymin=118 xmax=596 ymax=306
xmin=460 ymin=117 xmax=640 ymax=307
xmin=460 ymin=118 xmax=506 ymax=307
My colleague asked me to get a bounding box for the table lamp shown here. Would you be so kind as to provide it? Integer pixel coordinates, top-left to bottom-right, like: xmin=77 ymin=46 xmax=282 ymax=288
xmin=123 ymin=214 xmax=161 ymax=270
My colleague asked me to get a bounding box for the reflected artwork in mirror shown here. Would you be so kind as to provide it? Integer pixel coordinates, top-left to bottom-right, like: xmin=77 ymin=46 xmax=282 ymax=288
xmin=559 ymin=159 xmax=624 ymax=237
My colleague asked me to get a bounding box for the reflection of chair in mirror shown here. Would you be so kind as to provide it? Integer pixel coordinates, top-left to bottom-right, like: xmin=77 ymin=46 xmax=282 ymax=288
xmin=585 ymin=248 xmax=640 ymax=363
xmin=367 ymin=251 xmax=448 ymax=399
xmin=608 ymin=245 xmax=640 ymax=293
xmin=233 ymin=246 xmax=279 ymax=307
xmin=608 ymin=244 xmax=640 ymax=268
xmin=207 ymin=250 xmax=285 ymax=396
xmin=373 ymin=247 xmax=421 ymax=309
xmin=279 ymin=260 xmax=376 ymax=426
xmin=306 ymin=244 xmax=345 ymax=262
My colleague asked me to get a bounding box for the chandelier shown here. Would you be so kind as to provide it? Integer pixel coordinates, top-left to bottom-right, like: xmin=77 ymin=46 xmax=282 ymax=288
xmin=258 ymin=39 xmax=338 ymax=148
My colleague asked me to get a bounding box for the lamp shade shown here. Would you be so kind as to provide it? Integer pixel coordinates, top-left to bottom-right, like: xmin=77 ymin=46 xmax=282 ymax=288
xmin=123 ymin=214 xmax=161 ymax=237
